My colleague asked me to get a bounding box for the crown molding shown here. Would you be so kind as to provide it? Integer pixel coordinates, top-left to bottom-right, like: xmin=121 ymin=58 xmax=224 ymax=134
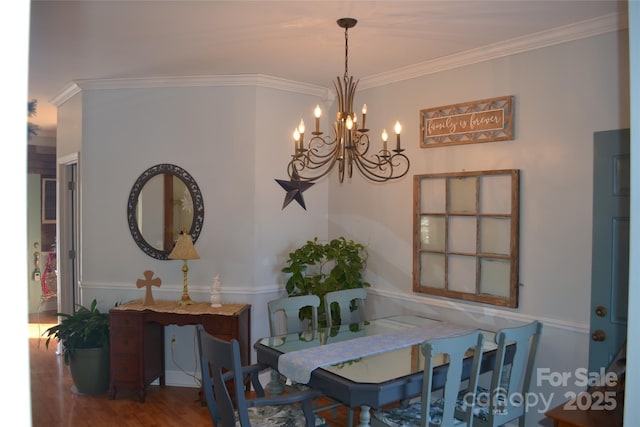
xmin=50 ymin=74 xmax=330 ymax=107
xmin=360 ymin=12 xmax=627 ymax=89
xmin=50 ymin=81 xmax=81 ymax=107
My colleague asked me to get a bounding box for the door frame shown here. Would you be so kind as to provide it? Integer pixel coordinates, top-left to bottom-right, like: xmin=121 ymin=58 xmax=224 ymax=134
xmin=57 ymin=153 xmax=80 ymax=316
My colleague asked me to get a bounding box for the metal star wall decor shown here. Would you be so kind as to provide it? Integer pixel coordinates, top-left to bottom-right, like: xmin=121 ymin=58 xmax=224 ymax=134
xmin=275 ymin=173 xmax=314 ymax=210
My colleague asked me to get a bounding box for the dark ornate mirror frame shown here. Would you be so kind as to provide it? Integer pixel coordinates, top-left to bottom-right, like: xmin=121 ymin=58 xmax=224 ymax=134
xmin=127 ymin=163 xmax=204 ymax=260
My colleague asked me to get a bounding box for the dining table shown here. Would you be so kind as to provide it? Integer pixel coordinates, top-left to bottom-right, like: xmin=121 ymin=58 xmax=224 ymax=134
xmin=254 ymin=315 xmax=506 ymax=427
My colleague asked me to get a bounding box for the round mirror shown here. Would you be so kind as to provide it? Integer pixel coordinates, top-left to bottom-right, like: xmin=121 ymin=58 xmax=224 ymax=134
xmin=127 ymin=164 xmax=204 ymax=259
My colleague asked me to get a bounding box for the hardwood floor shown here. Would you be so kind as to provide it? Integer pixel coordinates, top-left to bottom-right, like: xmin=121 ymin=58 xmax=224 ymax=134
xmin=29 ymin=312 xmax=355 ymax=426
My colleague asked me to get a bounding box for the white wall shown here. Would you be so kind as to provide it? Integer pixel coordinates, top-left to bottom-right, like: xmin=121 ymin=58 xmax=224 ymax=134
xmin=330 ymin=30 xmax=629 ymax=426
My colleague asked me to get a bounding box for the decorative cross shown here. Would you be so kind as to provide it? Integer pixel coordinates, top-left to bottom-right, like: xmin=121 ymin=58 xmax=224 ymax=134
xmin=136 ymin=270 xmax=161 ymax=306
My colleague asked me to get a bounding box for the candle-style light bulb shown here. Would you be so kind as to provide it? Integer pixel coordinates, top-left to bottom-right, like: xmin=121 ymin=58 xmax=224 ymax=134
xmin=345 ymin=116 xmax=354 ymax=147
xmin=314 ymin=105 xmax=322 ymax=134
xmin=394 ymin=121 xmax=402 ymax=151
xmin=293 ymin=128 xmax=300 ymax=153
xmin=298 ymin=118 xmax=305 ymax=149
xmin=361 ymin=104 xmax=367 ymax=130
xmin=381 ymin=128 xmax=388 ymax=152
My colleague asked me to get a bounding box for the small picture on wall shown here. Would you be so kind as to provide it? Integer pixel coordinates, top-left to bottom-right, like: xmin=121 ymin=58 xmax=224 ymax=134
xmin=42 ymin=177 xmax=56 ymax=224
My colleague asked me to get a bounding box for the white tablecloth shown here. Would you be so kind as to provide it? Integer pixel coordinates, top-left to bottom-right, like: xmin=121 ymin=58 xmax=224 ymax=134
xmin=277 ymin=320 xmax=473 ymax=383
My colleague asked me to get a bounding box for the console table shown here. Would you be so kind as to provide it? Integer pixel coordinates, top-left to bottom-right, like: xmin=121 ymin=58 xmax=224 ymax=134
xmin=108 ymin=300 xmax=251 ymax=401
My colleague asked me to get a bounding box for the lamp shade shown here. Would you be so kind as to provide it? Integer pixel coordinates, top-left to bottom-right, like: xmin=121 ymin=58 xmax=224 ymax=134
xmin=168 ymin=233 xmax=200 ymax=260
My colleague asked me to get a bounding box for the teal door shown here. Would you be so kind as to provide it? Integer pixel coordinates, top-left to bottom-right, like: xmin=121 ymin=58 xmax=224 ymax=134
xmin=589 ymin=129 xmax=630 ymax=372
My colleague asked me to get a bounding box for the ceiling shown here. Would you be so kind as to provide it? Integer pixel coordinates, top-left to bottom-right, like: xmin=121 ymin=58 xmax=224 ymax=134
xmin=28 ymin=0 xmax=627 ymax=134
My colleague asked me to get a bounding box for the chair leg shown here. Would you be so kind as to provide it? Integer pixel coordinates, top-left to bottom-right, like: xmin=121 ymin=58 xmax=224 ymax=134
xmin=265 ymin=369 xmax=284 ymax=395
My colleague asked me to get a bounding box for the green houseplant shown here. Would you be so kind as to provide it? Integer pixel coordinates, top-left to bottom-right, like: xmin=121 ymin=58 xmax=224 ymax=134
xmin=282 ymin=237 xmax=370 ymax=327
xmin=44 ymin=299 xmax=110 ymax=395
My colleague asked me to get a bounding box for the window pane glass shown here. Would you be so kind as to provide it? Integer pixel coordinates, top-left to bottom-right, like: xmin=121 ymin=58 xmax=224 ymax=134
xmin=449 ymin=176 xmax=476 ymax=213
xmin=420 ymin=178 xmax=446 ymax=212
xmin=479 ymin=258 xmax=510 ymax=297
xmin=420 ymin=253 xmax=445 ymax=288
xmin=448 ymin=216 xmax=476 ymax=253
xmin=480 ymin=175 xmax=511 ymax=214
xmin=420 ymin=215 xmax=445 ymax=251
xmin=448 ymin=255 xmax=476 ymax=293
xmin=480 ymin=217 xmax=510 ymax=255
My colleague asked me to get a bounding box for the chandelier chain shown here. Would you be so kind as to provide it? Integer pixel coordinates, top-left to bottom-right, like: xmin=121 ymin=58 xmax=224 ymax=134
xmin=344 ymin=26 xmax=349 ymax=82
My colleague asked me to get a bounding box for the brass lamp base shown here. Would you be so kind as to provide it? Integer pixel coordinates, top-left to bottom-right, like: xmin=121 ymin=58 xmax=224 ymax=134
xmin=177 ymin=260 xmax=195 ymax=306
xmin=178 ymin=293 xmax=194 ymax=306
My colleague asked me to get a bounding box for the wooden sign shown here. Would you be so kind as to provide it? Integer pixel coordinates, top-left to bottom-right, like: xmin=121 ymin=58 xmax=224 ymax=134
xmin=420 ymin=96 xmax=514 ymax=148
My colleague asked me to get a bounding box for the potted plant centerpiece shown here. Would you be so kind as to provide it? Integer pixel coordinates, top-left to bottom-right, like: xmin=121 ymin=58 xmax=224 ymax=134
xmin=44 ymin=299 xmax=110 ymax=395
xmin=282 ymin=237 xmax=370 ymax=328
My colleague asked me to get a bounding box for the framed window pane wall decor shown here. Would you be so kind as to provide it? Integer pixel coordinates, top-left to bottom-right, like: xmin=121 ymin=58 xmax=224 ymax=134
xmin=413 ymin=169 xmax=520 ymax=307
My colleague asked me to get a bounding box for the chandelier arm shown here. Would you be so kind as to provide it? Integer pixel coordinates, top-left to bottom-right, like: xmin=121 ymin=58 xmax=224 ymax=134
xmin=352 ymin=133 xmax=371 ymax=156
xmin=347 ymin=77 xmax=358 ymax=114
xmin=288 ymin=156 xmax=338 ymax=182
xmin=334 ymin=79 xmax=344 ymax=113
xmin=287 ymin=135 xmax=342 ymax=182
xmin=351 ymin=151 xmax=411 ymax=182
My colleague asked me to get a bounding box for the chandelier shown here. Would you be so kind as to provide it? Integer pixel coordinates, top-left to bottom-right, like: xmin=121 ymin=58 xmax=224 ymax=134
xmin=284 ymin=17 xmax=410 ymax=188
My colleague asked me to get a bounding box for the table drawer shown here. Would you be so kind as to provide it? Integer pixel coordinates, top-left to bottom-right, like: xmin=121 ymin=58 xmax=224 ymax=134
xmin=202 ymin=316 xmax=233 ymax=334
xmin=111 ymin=312 xmax=141 ymax=328
xmin=111 ymin=330 xmax=139 ymax=354
xmin=111 ymin=357 xmax=139 ymax=382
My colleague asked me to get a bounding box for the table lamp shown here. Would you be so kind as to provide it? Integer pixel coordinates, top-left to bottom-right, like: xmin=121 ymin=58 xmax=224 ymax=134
xmin=168 ymin=232 xmax=200 ymax=305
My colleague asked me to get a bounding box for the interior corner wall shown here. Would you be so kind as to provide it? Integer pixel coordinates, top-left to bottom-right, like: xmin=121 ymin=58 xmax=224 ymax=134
xmin=56 ymin=82 xmax=330 ymax=369
xmin=253 ymin=86 xmax=329 ymax=289
xmin=328 ymin=30 xmax=629 ymax=425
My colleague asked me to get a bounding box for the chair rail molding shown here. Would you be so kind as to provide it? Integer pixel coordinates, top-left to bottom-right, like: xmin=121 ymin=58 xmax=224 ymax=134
xmin=367 ymin=287 xmax=589 ymax=334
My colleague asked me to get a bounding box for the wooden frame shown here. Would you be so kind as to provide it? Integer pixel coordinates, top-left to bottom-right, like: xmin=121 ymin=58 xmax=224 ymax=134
xmin=41 ymin=177 xmax=56 ymax=224
xmin=413 ymin=169 xmax=520 ymax=308
xmin=420 ymin=96 xmax=514 ymax=148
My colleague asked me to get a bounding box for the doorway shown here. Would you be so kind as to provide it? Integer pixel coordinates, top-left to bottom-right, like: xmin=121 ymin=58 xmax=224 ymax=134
xmin=26 ymin=144 xmax=56 ymax=315
xmin=58 ymin=156 xmax=80 ymax=316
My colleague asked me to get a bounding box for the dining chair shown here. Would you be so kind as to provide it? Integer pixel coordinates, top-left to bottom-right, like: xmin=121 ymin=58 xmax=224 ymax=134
xmin=267 ymin=295 xmax=354 ymax=426
xmin=196 ymin=324 xmax=327 ymax=427
xmin=372 ymin=329 xmax=485 ymax=427
xmin=266 ymin=295 xmax=320 ymax=395
xmin=268 ymin=294 xmax=320 ymax=337
xmin=456 ymin=320 xmax=543 ymax=427
xmin=324 ymin=288 xmax=367 ymax=328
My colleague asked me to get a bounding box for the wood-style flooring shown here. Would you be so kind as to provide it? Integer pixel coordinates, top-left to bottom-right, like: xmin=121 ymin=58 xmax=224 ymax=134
xmin=29 ymin=311 xmax=356 ymax=426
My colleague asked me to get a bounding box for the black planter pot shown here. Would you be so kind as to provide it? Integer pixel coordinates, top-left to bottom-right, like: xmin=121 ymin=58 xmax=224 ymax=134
xmin=68 ymin=346 xmax=110 ymax=395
